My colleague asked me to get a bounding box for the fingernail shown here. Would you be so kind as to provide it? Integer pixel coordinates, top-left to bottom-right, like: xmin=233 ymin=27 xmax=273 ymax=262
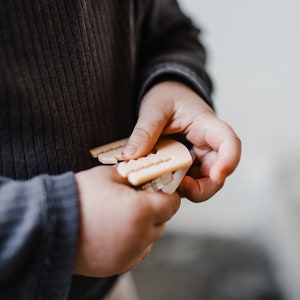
xmin=122 ymin=144 xmax=137 ymax=158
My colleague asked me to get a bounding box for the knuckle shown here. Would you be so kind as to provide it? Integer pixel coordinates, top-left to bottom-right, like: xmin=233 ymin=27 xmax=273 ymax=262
xmin=127 ymin=196 xmax=152 ymax=224
xmin=132 ymin=127 xmax=154 ymax=143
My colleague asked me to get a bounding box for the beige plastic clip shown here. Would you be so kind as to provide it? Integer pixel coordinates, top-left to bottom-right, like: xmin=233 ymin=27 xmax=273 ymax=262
xmin=89 ymin=138 xmax=128 ymax=164
xmin=90 ymin=138 xmax=193 ymax=193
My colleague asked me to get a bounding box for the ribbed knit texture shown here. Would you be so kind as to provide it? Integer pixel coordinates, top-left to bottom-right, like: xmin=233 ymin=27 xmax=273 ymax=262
xmin=0 ymin=1 xmax=213 ymax=299
xmin=0 ymin=0 xmax=137 ymax=180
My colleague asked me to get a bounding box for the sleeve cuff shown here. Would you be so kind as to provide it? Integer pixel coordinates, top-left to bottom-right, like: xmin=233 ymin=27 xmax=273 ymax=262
xmin=138 ymin=62 xmax=214 ymax=109
xmin=39 ymin=172 xmax=79 ymax=299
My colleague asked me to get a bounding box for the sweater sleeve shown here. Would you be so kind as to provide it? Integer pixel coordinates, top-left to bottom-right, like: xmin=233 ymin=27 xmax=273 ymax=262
xmin=136 ymin=0 xmax=214 ymax=108
xmin=0 ymin=172 xmax=79 ymax=300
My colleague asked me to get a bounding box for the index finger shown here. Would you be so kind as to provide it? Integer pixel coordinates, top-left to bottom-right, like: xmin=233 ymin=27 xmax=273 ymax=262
xmin=190 ymin=116 xmax=242 ymax=184
xmin=209 ymin=133 xmax=242 ymax=184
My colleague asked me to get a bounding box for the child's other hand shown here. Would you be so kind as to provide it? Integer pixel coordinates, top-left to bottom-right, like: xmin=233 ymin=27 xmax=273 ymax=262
xmin=73 ymin=165 xmax=181 ymax=277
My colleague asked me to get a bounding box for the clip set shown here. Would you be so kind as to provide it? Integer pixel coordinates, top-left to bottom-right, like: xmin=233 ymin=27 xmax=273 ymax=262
xmin=90 ymin=138 xmax=193 ymax=194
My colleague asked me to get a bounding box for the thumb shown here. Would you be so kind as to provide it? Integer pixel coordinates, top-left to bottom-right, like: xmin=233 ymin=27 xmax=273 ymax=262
xmin=122 ymin=107 xmax=169 ymax=160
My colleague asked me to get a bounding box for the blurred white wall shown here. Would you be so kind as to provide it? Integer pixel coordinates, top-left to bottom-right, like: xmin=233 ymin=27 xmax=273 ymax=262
xmin=168 ymin=1 xmax=300 ymax=299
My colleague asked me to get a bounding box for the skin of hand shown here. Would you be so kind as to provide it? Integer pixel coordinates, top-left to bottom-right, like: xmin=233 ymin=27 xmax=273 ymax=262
xmin=73 ymin=165 xmax=181 ymax=277
xmin=122 ymin=81 xmax=242 ymax=202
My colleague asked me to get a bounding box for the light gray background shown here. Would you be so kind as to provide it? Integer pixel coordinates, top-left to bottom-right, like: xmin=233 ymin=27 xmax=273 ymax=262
xmin=167 ymin=1 xmax=300 ymax=299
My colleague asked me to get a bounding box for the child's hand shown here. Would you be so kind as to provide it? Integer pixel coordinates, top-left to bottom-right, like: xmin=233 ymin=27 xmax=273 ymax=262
xmin=122 ymin=81 xmax=242 ymax=202
xmin=73 ymin=165 xmax=181 ymax=277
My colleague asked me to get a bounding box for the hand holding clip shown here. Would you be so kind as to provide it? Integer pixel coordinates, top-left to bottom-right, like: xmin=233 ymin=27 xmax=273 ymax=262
xmin=90 ymin=138 xmax=193 ymax=194
xmin=122 ymin=81 xmax=242 ymax=202
xmin=74 ymin=165 xmax=181 ymax=277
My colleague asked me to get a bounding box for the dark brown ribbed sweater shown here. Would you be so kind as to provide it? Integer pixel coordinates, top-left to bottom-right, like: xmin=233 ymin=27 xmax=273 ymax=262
xmin=0 ymin=0 xmax=212 ymax=299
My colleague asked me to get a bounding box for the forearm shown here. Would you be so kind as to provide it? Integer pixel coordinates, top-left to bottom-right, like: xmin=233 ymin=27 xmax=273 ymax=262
xmin=0 ymin=172 xmax=79 ymax=299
